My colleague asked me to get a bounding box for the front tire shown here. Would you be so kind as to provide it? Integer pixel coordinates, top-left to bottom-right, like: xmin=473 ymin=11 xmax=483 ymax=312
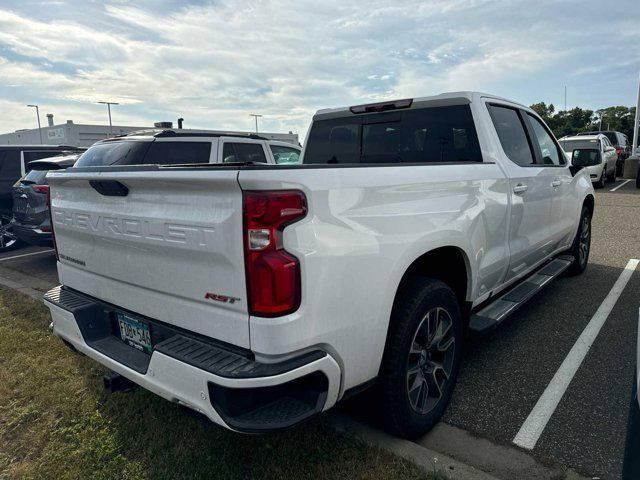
xmin=377 ymin=278 xmax=463 ymax=439
xmin=595 ymin=169 xmax=606 ymax=189
xmin=565 ymin=206 xmax=591 ymax=276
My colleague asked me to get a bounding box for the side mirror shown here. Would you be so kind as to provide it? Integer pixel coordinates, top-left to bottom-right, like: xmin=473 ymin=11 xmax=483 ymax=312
xmin=569 ymin=164 xmax=583 ymax=176
xmin=605 ymin=146 xmax=615 ymax=152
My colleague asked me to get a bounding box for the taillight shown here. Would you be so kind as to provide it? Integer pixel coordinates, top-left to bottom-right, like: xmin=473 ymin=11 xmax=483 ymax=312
xmin=243 ymin=190 xmax=307 ymax=317
xmin=46 ymin=188 xmax=59 ymax=261
xmin=31 ymin=184 xmax=49 ymax=194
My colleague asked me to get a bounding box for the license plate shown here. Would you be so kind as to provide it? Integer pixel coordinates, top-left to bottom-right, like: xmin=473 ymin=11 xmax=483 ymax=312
xmin=117 ymin=313 xmax=152 ymax=353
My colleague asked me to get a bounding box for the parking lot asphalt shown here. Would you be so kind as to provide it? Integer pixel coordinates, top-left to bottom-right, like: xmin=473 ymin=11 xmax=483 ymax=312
xmin=441 ymin=178 xmax=640 ymax=479
xmin=1 ymin=178 xmax=638 ymax=479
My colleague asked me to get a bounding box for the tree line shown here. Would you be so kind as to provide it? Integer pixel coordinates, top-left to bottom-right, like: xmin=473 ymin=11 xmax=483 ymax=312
xmin=530 ymin=102 xmax=636 ymax=142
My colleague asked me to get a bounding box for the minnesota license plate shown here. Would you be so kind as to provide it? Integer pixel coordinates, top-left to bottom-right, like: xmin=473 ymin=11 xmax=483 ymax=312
xmin=117 ymin=313 xmax=152 ymax=353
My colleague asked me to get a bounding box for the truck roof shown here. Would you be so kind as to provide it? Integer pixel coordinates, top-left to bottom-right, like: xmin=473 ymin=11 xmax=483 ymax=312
xmin=313 ymin=91 xmax=528 ymax=120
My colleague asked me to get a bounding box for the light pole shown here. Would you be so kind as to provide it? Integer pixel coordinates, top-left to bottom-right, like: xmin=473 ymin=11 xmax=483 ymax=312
xmin=98 ymin=101 xmax=119 ymax=136
xmin=249 ymin=113 xmax=263 ymax=133
xmin=26 ymin=104 xmax=43 ymax=144
xmin=599 ymin=111 xmax=605 ymax=131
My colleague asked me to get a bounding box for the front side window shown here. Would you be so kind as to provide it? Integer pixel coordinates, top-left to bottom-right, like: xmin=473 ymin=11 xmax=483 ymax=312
xmin=144 ymin=141 xmax=211 ymax=165
xmin=489 ymin=106 xmax=534 ymax=166
xmin=222 ymin=142 xmax=267 ymax=163
xmin=526 ymin=114 xmax=565 ymax=166
xmin=304 ymin=105 xmax=482 ymax=164
xmin=270 ymin=145 xmax=301 ymax=164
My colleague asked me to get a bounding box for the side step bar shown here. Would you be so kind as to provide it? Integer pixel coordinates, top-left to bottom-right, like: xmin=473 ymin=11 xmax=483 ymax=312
xmin=469 ymin=255 xmax=574 ymax=334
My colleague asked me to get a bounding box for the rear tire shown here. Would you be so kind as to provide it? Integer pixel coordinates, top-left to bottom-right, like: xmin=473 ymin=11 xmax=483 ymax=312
xmin=0 ymin=216 xmax=22 ymax=253
xmin=377 ymin=278 xmax=463 ymax=439
xmin=565 ymin=206 xmax=591 ymax=276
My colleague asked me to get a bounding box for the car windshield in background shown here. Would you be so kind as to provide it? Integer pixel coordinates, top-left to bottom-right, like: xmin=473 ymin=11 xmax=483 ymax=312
xmin=571 ymin=148 xmax=600 ymax=166
xmin=303 ymin=105 xmax=482 ymax=164
xmin=21 ymin=169 xmax=49 ymax=185
xmin=75 ymin=140 xmax=212 ymax=167
xmin=75 ymin=141 xmax=151 ymax=167
xmin=559 ymin=139 xmax=599 ymax=153
xmin=603 ymin=132 xmax=618 ymax=145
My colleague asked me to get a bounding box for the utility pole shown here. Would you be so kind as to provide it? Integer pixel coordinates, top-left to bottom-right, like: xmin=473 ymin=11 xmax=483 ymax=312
xmin=633 ymin=73 xmax=640 ymax=156
xmin=98 ymin=101 xmax=119 ymax=137
xmin=564 ymin=85 xmax=567 ymax=112
xmin=249 ymin=114 xmax=263 ymax=134
xmin=26 ymin=104 xmax=43 ymax=144
xmin=599 ymin=111 xmax=605 ymax=131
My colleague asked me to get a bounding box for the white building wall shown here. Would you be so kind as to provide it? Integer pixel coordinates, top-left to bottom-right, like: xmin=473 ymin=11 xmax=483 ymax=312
xmin=0 ymin=122 xmax=300 ymax=148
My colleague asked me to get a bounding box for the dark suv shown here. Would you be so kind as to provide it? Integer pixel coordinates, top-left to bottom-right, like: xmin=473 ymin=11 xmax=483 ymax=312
xmin=12 ymin=154 xmax=79 ymax=247
xmin=0 ymin=145 xmax=83 ymax=251
xmin=577 ymin=131 xmax=630 ymax=176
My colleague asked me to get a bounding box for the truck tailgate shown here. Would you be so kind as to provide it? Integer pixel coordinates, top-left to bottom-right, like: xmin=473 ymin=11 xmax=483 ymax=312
xmin=48 ymin=169 xmax=250 ymax=348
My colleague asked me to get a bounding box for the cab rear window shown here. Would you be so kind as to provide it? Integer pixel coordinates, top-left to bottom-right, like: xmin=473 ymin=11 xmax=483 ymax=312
xmin=303 ymin=105 xmax=482 ymax=164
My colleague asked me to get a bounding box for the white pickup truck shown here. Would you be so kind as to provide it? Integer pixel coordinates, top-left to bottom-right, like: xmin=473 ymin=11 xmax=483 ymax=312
xmin=44 ymin=92 xmax=594 ymax=439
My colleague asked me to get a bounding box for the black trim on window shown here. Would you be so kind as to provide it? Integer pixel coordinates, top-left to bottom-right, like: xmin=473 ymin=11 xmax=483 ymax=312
xmin=521 ymin=111 xmax=567 ymax=167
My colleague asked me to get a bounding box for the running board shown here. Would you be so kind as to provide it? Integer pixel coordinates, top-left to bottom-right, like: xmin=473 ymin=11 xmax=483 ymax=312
xmin=469 ymin=255 xmax=574 ymax=334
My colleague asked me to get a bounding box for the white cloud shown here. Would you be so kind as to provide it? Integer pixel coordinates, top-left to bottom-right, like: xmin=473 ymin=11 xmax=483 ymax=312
xmin=0 ymin=0 xmax=637 ymax=140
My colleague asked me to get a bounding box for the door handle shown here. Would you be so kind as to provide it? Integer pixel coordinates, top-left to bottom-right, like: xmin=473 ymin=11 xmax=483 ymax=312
xmin=513 ymin=183 xmax=528 ymax=195
xmin=551 ymin=178 xmax=562 ymax=188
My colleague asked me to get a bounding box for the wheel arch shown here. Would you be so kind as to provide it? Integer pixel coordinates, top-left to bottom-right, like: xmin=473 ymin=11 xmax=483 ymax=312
xmin=393 ymin=246 xmax=472 ymax=311
xmin=583 ymin=194 xmax=594 ymax=216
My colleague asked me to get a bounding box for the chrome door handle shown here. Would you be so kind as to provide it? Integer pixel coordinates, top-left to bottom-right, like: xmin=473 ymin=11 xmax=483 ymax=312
xmin=513 ymin=183 xmax=528 ymax=195
xmin=551 ymin=178 xmax=562 ymax=188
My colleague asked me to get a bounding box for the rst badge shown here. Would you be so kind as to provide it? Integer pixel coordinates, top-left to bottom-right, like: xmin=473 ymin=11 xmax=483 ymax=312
xmin=205 ymin=292 xmax=241 ymax=304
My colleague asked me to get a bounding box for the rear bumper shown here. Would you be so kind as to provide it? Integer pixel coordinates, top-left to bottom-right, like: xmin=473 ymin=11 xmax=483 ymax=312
xmin=12 ymin=223 xmax=53 ymax=246
xmin=43 ymin=286 xmax=341 ymax=432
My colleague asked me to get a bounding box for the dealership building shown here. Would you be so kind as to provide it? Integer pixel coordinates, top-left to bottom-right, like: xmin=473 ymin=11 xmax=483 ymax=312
xmin=0 ymin=115 xmax=300 ymax=148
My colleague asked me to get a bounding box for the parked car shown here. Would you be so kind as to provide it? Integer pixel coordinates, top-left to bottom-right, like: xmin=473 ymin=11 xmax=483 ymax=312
xmin=73 ymin=129 xmax=301 ymax=168
xmin=43 ymin=92 xmax=594 ymax=439
xmin=577 ymin=131 xmax=630 ymax=176
xmin=11 ymin=154 xmax=79 ymax=247
xmin=559 ymin=134 xmax=617 ymax=188
xmin=0 ymin=145 xmax=84 ymax=251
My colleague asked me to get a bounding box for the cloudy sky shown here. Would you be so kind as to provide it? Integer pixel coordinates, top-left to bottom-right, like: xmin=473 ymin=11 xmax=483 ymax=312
xmin=0 ymin=0 xmax=638 ymax=139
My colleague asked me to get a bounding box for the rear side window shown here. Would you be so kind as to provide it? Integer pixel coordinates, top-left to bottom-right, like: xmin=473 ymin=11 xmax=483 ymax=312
xmin=23 ymin=151 xmax=63 ymax=163
xmin=144 ymin=142 xmax=211 ymax=165
xmin=222 ymin=143 xmax=268 ymax=163
xmin=489 ymin=106 xmax=535 ymax=166
xmin=76 ymin=141 xmax=150 ymax=167
xmin=0 ymin=150 xmax=21 ymax=178
xmin=303 ymin=105 xmax=482 ymax=164
xmin=270 ymin=145 xmax=301 ymax=164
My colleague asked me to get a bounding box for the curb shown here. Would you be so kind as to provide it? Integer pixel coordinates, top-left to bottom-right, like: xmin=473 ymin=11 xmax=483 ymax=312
xmin=330 ymin=412 xmax=500 ymax=480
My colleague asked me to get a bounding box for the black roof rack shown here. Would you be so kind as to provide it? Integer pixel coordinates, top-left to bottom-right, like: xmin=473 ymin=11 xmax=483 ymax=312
xmin=113 ymin=129 xmax=268 ymax=141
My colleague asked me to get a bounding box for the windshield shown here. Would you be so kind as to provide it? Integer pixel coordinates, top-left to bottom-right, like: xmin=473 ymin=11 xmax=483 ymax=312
xmin=75 ymin=141 xmax=151 ymax=167
xmin=571 ymin=148 xmax=601 ymax=166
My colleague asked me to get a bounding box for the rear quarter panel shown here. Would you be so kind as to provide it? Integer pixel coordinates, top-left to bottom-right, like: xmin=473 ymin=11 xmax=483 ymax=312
xmin=239 ymin=164 xmax=509 ymax=390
